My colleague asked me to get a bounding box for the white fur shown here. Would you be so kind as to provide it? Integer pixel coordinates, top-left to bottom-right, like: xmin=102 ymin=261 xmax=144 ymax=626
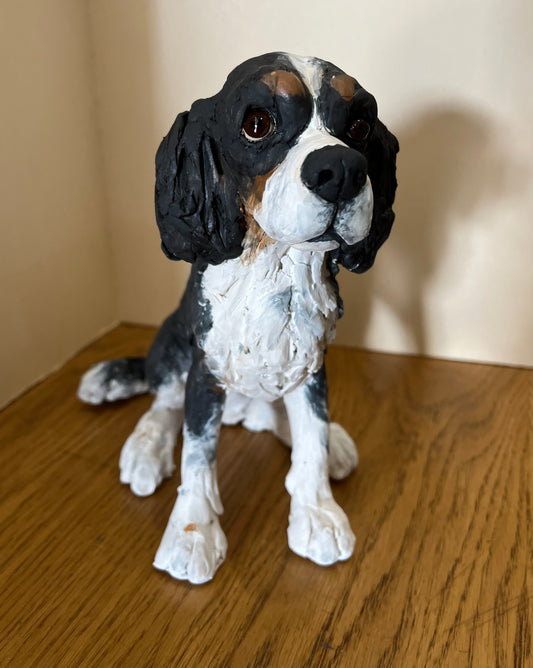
xmin=284 ymin=383 xmax=355 ymax=565
xmin=288 ymin=54 xmax=325 ymax=96
xmin=119 ymin=373 xmax=186 ymax=496
xmin=153 ymin=420 xmax=226 ymax=584
xmin=334 ymin=182 xmax=373 ymax=244
xmin=255 ymin=129 xmax=373 ymax=247
xmin=328 ymin=423 xmax=359 ymax=479
xmin=222 ymin=392 xmax=292 ymax=443
xmin=119 ymin=405 xmax=183 ymax=496
xmin=152 ymin=373 xmax=187 ymax=410
xmin=202 ymin=245 xmax=338 ymax=401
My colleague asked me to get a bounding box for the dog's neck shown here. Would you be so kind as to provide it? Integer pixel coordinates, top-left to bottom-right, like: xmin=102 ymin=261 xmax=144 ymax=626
xmin=240 ymin=241 xmax=335 ymax=299
xmin=200 ymin=239 xmax=339 ymax=399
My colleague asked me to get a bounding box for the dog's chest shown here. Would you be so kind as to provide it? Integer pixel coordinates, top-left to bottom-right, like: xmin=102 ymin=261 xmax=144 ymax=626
xmin=200 ymin=246 xmax=338 ymax=400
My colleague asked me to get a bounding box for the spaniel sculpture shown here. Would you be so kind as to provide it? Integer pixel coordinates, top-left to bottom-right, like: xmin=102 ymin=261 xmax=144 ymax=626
xmin=78 ymin=52 xmax=399 ymax=584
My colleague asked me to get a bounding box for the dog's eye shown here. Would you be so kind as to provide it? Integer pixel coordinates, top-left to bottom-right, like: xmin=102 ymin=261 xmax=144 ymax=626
xmin=242 ymin=109 xmax=274 ymax=142
xmin=347 ymin=119 xmax=371 ymax=142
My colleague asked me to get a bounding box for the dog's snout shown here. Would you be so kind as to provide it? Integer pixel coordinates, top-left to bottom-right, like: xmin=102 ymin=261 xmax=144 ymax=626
xmin=301 ymin=146 xmax=368 ymax=203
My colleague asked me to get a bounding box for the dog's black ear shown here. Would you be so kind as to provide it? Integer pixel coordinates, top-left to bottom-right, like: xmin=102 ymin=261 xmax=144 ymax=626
xmin=332 ymin=119 xmax=399 ymax=273
xmin=155 ymin=101 xmax=244 ymax=265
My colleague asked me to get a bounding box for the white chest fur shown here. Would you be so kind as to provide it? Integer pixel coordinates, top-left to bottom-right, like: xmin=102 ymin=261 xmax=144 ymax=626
xmin=201 ymin=244 xmax=338 ymax=401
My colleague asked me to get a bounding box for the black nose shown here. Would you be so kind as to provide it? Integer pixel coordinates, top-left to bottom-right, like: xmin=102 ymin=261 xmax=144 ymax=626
xmin=301 ymin=145 xmax=368 ymax=203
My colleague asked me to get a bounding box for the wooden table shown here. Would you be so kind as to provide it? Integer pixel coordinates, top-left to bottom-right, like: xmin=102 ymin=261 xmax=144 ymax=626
xmin=0 ymin=325 xmax=531 ymax=667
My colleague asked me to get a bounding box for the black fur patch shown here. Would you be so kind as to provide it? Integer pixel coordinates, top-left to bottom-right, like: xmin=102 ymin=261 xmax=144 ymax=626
xmin=154 ymin=53 xmax=313 ymax=266
xmin=305 ymin=364 xmax=329 ymax=425
xmin=213 ymin=53 xmax=313 ymax=181
xmin=313 ymin=62 xmax=399 ymax=274
xmin=146 ymin=262 xmax=213 ymax=391
xmin=331 ymin=119 xmax=399 ymax=273
xmin=184 ymin=348 xmax=225 ymax=445
xmin=318 ymin=62 xmax=378 ymax=148
xmin=101 ymin=357 xmax=146 ymax=389
xmin=155 ymin=109 xmax=244 ymax=265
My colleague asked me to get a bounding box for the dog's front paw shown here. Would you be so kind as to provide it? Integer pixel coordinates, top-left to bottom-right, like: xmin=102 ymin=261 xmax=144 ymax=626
xmin=288 ymin=497 xmax=355 ymax=566
xmin=328 ymin=423 xmax=359 ymax=480
xmin=153 ymin=517 xmax=227 ymax=584
xmin=119 ymin=408 xmax=181 ymax=496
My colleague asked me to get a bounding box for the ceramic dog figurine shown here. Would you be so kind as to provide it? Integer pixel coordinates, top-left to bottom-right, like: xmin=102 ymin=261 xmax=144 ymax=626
xmin=78 ymin=52 xmax=399 ymax=584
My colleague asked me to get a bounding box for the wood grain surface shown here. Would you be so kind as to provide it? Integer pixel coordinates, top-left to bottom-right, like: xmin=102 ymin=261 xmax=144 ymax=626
xmin=0 ymin=325 xmax=531 ymax=668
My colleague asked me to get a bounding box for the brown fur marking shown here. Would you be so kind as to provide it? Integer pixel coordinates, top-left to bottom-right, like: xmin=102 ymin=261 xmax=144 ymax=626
xmin=241 ymin=212 xmax=273 ymax=262
xmin=331 ymin=74 xmax=358 ymax=101
xmin=248 ymin=167 xmax=276 ymax=211
xmin=241 ymin=164 xmax=278 ymax=263
xmin=261 ymin=70 xmax=306 ymax=98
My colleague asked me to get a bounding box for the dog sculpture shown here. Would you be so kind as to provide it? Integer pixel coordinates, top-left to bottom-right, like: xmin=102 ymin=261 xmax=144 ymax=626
xmin=78 ymin=52 xmax=399 ymax=584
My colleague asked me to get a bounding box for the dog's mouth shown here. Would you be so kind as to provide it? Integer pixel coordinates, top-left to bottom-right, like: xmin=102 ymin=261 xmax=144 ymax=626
xmin=310 ymin=227 xmax=344 ymax=248
xmin=253 ymin=170 xmax=373 ymax=252
xmin=292 ymin=199 xmax=369 ymax=252
xmin=306 ymin=178 xmax=374 ymax=251
xmin=291 ymin=210 xmax=341 ymax=251
xmin=291 ymin=238 xmax=340 ymax=251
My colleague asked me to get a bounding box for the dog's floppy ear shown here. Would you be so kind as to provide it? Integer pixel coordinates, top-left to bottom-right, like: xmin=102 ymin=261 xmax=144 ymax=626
xmin=332 ymin=119 xmax=399 ymax=273
xmin=155 ymin=100 xmax=244 ymax=265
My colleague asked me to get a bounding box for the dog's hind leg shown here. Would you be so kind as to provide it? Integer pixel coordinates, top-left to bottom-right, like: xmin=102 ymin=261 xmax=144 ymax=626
xmin=236 ymin=396 xmax=358 ymax=480
xmin=153 ymin=352 xmax=227 ymax=584
xmin=118 ymin=301 xmax=195 ymax=496
xmin=327 ymin=423 xmax=359 ymax=480
xmin=119 ymin=374 xmax=186 ymax=497
xmin=222 ymin=392 xmax=293 ymax=443
xmin=78 ymin=358 xmax=149 ymax=404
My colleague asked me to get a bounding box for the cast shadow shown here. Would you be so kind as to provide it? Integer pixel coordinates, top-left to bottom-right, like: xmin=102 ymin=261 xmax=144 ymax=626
xmin=337 ymin=107 xmax=527 ymax=356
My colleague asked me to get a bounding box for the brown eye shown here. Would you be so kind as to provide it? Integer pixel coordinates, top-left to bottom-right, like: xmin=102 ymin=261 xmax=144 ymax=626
xmin=242 ymin=108 xmax=274 ymax=141
xmin=347 ymin=119 xmax=371 ymax=142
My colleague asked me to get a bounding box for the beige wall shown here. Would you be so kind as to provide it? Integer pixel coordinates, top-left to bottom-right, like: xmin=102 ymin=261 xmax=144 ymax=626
xmin=90 ymin=0 xmax=532 ymax=367
xmin=1 ymin=0 xmax=531 ymax=407
xmin=0 ymin=1 xmax=116 ymax=407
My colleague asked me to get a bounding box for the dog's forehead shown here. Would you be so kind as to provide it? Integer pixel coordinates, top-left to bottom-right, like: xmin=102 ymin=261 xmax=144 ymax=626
xmin=221 ymin=52 xmax=300 ymax=91
xmin=287 ymin=54 xmax=361 ymax=101
xmin=286 ymin=55 xmax=376 ymax=135
xmin=221 ymin=52 xmax=360 ymax=100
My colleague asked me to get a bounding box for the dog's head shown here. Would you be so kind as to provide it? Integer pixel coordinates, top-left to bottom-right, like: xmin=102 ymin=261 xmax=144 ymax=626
xmin=155 ymin=52 xmax=399 ymax=272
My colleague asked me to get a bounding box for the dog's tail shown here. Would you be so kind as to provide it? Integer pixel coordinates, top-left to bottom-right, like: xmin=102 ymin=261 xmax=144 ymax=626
xmin=77 ymin=358 xmax=149 ymax=405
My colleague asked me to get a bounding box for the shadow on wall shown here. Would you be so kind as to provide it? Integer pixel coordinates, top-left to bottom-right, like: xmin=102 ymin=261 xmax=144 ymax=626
xmin=337 ymin=107 xmax=527 ymax=356
xmin=95 ymin=6 xmax=527 ymax=359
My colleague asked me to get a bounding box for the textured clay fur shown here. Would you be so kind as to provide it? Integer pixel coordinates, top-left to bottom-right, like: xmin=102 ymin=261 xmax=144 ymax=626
xmin=78 ymin=52 xmax=399 ymax=584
